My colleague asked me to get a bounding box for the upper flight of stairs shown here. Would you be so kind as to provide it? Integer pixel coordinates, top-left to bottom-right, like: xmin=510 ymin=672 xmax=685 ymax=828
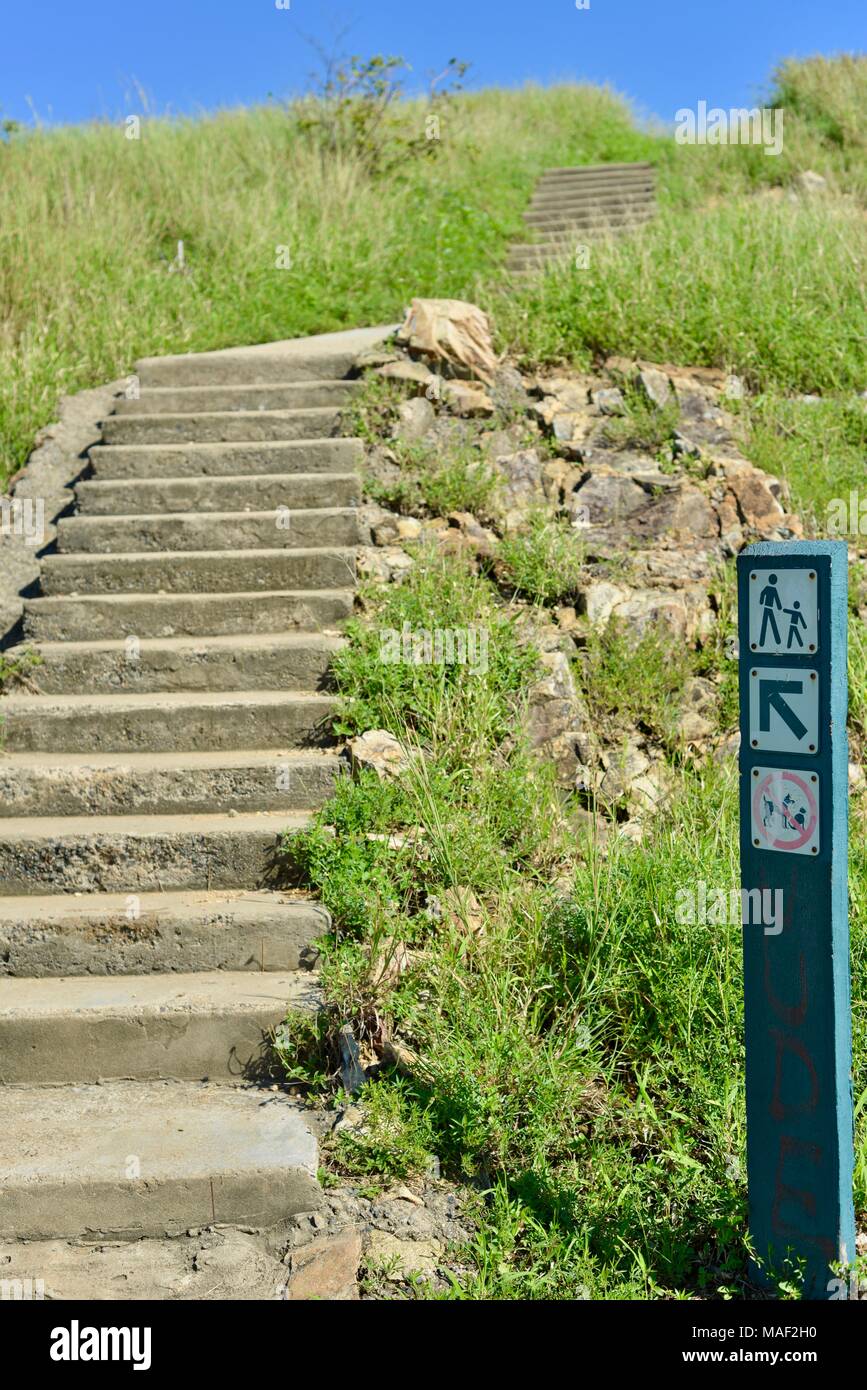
xmin=506 ymin=161 xmax=657 ymax=275
xmin=0 ymin=329 xmax=389 ymax=1247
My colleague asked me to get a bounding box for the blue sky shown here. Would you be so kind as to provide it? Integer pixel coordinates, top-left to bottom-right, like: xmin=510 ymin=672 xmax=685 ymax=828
xmin=1 ymin=0 xmax=863 ymax=129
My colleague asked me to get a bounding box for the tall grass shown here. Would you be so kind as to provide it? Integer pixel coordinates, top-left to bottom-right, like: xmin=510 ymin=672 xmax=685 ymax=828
xmin=2 ymin=55 xmax=865 ymax=484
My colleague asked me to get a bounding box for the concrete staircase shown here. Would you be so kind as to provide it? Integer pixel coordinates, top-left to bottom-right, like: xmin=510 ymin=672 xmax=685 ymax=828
xmin=506 ymin=161 xmax=656 ymax=275
xmin=0 ymin=331 xmax=382 ymax=1246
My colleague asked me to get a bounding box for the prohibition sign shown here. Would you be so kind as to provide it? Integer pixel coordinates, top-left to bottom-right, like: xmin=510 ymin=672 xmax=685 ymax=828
xmin=751 ymin=767 xmax=820 ymax=856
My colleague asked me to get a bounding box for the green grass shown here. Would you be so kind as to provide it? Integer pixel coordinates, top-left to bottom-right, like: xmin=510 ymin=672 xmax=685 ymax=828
xmin=280 ymin=545 xmax=867 ymax=1298
xmin=3 ymin=56 xmax=866 ymax=485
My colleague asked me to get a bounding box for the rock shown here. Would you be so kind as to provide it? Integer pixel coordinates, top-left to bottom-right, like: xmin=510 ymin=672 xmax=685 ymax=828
xmin=849 ymin=763 xmax=865 ymax=794
xmin=636 ymin=367 xmax=674 ymax=411
xmin=494 ymin=449 xmax=544 ymax=506
xmin=357 ymin=546 xmax=414 ymax=584
xmin=349 ymin=730 xmax=414 ymax=780
xmin=672 ymin=430 xmax=702 ymax=460
xmin=594 ymin=387 xmax=626 ymax=416
xmin=792 ymin=170 xmax=828 ymax=196
xmin=365 ymin=1231 xmax=442 ymax=1283
xmin=610 ymin=589 xmax=691 ymax=642
xmin=524 ymin=649 xmax=597 ymax=787
xmin=375 ymin=359 xmax=436 ymax=388
xmin=397 ymin=298 xmax=497 ymax=383
xmin=355 ymin=347 xmax=401 ymax=371
xmin=581 ymin=580 xmax=630 ymax=629
xmin=396 ymin=517 xmax=423 ymax=541
xmin=723 ymin=465 xmax=786 ymax=530
xmin=628 ymin=483 xmax=717 ymax=542
xmin=722 ymin=375 xmax=745 ymax=401
xmin=285 ymin=1231 xmax=362 ymax=1301
xmin=598 ymin=740 xmax=651 ymax=803
xmin=394 ymin=396 xmax=435 ymax=443
xmin=571 ymin=472 xmax=648 ymax=526
xmin=390 ymin=1184 xmax=424 ymax=1207
xmin=442 ymin=380 xmax=494 ymax=417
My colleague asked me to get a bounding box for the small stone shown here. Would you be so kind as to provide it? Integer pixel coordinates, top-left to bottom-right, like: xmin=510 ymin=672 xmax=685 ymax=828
xmin=374 ymin=359 xmax=435 ymax=388
xmin=792 ymin=170 xmax=828 ymax=196
xmin=365 ymin=1231 xmax=442 ymax=1283
xmin=442 ymin=380 xmax=494 ymax=417
xmin=593 ymin=387 xmax=626 ymax=416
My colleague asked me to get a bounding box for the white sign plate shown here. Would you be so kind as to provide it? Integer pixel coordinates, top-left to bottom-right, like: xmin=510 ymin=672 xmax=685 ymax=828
xmin=751 ymin=767 xmax=820 ymax=856
xmin=748 ymin=568 xmax=818 ymax=656
xmin=748 ymin=665 xmax=819 ymax=755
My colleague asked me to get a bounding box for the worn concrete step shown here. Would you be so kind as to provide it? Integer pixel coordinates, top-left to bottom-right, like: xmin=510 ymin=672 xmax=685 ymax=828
xmin=0 ymin=810 xmax=310 ymax=894
xmin=76 ymin=471 xmax=361 ymax=516
xmin=16 ymin=631 xmax=342 ymax=696
xmin=0 ymin=969 xmax=319 ymax=1084
xmin=113 ymin=380 xmax=359 ymax=415
xmin=531 ymin=179 xmax=655 ymax=204
xmin=101 ymin=407 xmax=341 ymax=447
xmin=0 ymin=1080 xmax=321 ymax=1239
xmin=0 ymin=889 xmax=329 ymax=977
xmin=23 ymin=588 xmax=354 ymax=642
xmin=56 ymin=507 xmax=360 ymax=555
xmin=525 ymin=204 xmax=655 ymax=229
xmin=526 ymin=195 xmax=655 ymax=224
xmin=529 ymin=185 xmax=655 ymax=210
xmin=507 ymin=226 xmax=652 ymax=264
xmin=1 ymin=689 xmax=335 ymax=754
xmin=88 ymin=438 xmax=363 ymax=480
xmin=40 ymin=547 xmax=356 ymax=595
xmin=522 ymin=210 xmax=656 ymax=236
xmin=134 ymin=323 xmax=397 ymax=387
xmin=538 ymin=161 xmax=654 ymax=177
xmin=0 ymin=748 xmax=343 ymax=818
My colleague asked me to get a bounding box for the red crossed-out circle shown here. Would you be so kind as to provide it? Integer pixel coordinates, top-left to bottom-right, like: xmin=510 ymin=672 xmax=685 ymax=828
xmin=752 ymin=770 xmax=818 ymax=851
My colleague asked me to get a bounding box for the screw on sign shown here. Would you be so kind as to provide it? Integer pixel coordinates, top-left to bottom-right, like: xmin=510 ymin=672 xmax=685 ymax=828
xmin=737 ymin=541 xmax=855 ymax=1299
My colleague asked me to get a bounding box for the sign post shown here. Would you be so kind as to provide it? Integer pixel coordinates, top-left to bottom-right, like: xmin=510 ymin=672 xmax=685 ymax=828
xmin=737 ymin=540 xmax=855 ymax=1298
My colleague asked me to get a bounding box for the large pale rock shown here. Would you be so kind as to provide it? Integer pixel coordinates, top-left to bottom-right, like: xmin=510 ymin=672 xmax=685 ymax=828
xmin=442 ymin=380 xmax=494 ymax=417
xmin=397 ymin=299 xmax=497 ymax=383
xmin=524 ymin=649 xmax=597 ymax=786
xmin=394 ymin=396 xmax=435 ymax=443
xmin=349 ymin=730 xmax=414 ymax=780
xmin=365 ymin=1231 xmax=442 ymax=1282
xmin=572 ymin=473 xmax=648 ymax=526
xmin=285 ymin=1231 xmax=362 ymax=1301
xmin=636 ymin=367 xmax=674 ymax=411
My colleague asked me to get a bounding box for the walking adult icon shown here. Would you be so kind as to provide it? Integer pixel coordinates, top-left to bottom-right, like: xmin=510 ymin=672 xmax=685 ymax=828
xmin=758 ymin=574 xmax=782 ymax=646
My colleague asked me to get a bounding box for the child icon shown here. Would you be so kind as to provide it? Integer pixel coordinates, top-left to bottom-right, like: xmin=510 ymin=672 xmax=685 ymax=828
xmin=784 ymin=600 xmax=807 ymax=649
xmin=758 ymin=574 xmax=782 ymax=646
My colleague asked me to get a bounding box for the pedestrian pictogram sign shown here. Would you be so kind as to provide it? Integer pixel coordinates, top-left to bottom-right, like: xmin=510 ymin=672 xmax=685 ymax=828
xmin=737 ymin=541 xmax=854 ymax=1299
xmin=751 ymin=767 xmax=820 ymax=856
xmin=748 ymin=666 xmax=819 ymax=754
xmin=748 ymin=567 xmax=818 ymax=655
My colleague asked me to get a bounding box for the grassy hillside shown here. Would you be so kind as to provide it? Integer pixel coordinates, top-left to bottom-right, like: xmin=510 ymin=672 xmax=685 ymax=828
xmin=3 ymin=52 xmax=866 ymax=1300
xmin=1 ymin=54 xmax=865 ymax=502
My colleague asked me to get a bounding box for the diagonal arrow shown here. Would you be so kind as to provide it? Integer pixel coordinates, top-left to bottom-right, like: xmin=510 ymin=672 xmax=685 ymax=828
xmin=759 ymin=679 xmax=807 ymax=740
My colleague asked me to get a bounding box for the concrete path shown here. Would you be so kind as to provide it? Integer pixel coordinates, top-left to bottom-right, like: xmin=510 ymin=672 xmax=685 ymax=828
xmin=506 ymin=161 xmax=657 ymax=275
xmin=0 ymin=326 xmax=392 ymax=1256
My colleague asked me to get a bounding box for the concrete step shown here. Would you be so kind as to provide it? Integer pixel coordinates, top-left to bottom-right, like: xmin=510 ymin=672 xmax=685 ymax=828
xmin=56 ymin=507 xmax=360 ymax=555
xmin=524 ymin=203 xmax=655 ymax=227
xmin=40 ymin=547 xmax=356 ymax=595
xmin=134 ymin=323 xmax=397 ymax=386
xmin=537 ymin=161 xmax=654 ymax=177
xmin=1 ymin=689 xmax=335 ymax=753
xmin=0 ymin=1080 xmax=321 ymax=1239
xmin=0 ymin=809 xmax=310 ymax=894
xmin=507 ymin=226 xmax=652 ymax=264
xmin=529 ymin=185 xmax=655 ymax=210
xmin=88 ymin=438 xmax=363 ymax=480
xmin=23 ymin=588 xmax=354 ymax=642
xmin=522 ymin=210 xmax=656 ymax=236
xmin=75 ymin=471 xmax=361 ymax=516
xmin=101 ymin=407 xmax=341 ymax=447
xmin=113 ymin=380 xmax=359 ymax=415
xmin=0 ymin=968 xmax=319 ymax=1084
xmin=0 ymin=889 xmax=329 ymax=977
xmin=531 ymin=178 xmax=655 ymax=203
xmin=0 ymin=748 xmax=343 ymax=817
xmin=526 ymin=196 xmax=655 ymax=224
xmin=16 ymin=631 xmax=342 ymax=696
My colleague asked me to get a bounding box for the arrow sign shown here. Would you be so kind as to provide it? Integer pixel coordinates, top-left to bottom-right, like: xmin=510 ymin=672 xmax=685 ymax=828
xmin=759 ymin=679 xmax=807 ymax=740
